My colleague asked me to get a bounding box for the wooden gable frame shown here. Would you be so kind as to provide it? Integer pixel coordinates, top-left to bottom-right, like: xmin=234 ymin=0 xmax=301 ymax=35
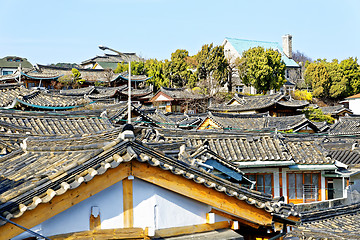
xmin=1 ymin=157 xmax=277 ymax=239
xmin=149 ymin=91 xmax=174 ymax=103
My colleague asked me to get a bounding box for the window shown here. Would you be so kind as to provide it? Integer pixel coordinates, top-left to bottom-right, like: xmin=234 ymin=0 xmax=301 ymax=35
xmin=235 ymin=85 xmax=243 ymax=93
xmin=287 ymin=172 xmax=320 ymax=204
xmin=246 ymin=173 xmax=273 ymax=195
xmin=2 ymin=70 xmax=13 ymax=75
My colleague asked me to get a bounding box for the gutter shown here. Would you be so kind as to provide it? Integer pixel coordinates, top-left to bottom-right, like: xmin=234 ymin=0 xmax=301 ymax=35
xmin=289 ymin=164 xmax=337 ymax=171
xmin=235 ymin=161 xmax=295 ymax=168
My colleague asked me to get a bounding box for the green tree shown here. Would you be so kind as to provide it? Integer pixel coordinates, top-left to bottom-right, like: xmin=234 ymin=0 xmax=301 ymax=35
xmin=167 ymin=49 xmax=196 ymax=87
xmin=71 ymin=68 xmax=84 ymax=85
xmin=194 ymin=44 xmax=228 ymax=95
xmin=114 ymin=61 xmax=146 ymax=75
xmin=238 ymin=47 xmax=286 ymax=93
xmin=305 ymin=58 xmax=360 ymax=99
xmin=144 ymin=59 xmax=170 ymax=90
xmin=303 ymin=107 xmax=335 ymax=124
xmin=305 ymin=59 xmax=331 ymax=98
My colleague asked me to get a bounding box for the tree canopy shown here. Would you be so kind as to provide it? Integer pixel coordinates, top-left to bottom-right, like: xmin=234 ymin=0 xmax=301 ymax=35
xmin=305 ymin=57 xmax=360 ymax=99
xmin=112 ymin=44 xmax=229 ymax=95
xmin=237 ymin=47 xmax=286 ymax=93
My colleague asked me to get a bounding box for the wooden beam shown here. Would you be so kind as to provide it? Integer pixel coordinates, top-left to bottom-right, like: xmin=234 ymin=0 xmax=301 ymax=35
xmin=210 ymin=208 xmax=260 ymax=229
xmin=49 ymin=227 xmax=147 ymax=240
xmin=132 ymin=161 xmax=273 ymax=226
xmin=122 ymin=178 xmax=134 ymax=228
xmin=155 ymin=221 xmax=230 ymax=238
xmin=0 ymin=162 xmax=132 ymax=240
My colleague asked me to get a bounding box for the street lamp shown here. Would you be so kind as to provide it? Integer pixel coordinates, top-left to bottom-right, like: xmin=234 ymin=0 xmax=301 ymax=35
xmin=98 ymin=45 xmax=132 ymax=124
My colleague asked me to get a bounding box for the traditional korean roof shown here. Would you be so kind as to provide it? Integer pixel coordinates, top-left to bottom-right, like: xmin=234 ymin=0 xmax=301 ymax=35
xmin=81 ymin=53 xmax=143 ymax=65
xmin=283 ymin=137 xmax=334 ymax=165
xmin=88 ymin=86 xmax=127 ymax=100
xmin=150 ymin=87 xmax=205 ymax=102
xmin=59 ymin=86 xmax=96 ymax=96
xmin=345 ymin=92 xmax=360 ymax=99
xmin=276 ymin=99 xmax=309 ymax=108
xmin=267 ymin=114 xmax=317 ymax=132
xmin=0 ymin=86 xmax=33 ymax=107
xmin=141 ymin=129 xmax=291 ymax=163
xmin=34 ymin=64 xmax=114 ymax=83
xmin=224 ymin=37 xmax=299 ymax=68
xmin=312 ymin=121 xmax=330 ymax=132
xmin=201 ymin=112 xmax=268 ymax=131
xmin=319 ymin=105 xmax=352 ymax=115
xmin=0 ymin=109 xmax=115 ymax=136
xmin=209 ymin=93 xmax=284 ymax=112
xmin=0 ymin=56 xmax=33 ymax=69
xmin=110 ymin=73 xmax=152 ymax=83
xmin=328 ymin=150 xmax=360 ymax=166
xmin=200 ymin=112 xmax=318 ymax=132
xmin=0 ymin=128 xmax=299 ymax=229
xmin=328 ymin=115 xmax=360 ymax=135
xmin=287 ymin=202 xmax=360 ymax=239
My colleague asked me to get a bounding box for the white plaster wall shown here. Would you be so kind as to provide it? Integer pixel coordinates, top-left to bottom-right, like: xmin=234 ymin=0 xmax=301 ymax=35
xmin=132 ymin=178 xmax=228 ymax=230
xmin=12 ymin=181 xmax=124 ymax=239
xmin=13 ymin=178 xmax=233 ymax=239
xmin=348 ymin=99 xmax=360 ymax=114
xmin=321 ymin=171 xmax=326 ymax=201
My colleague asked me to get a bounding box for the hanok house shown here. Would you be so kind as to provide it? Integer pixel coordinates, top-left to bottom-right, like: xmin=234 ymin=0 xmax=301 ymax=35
xmin=0 ymin=127 xmax=299 ymax=240
xmin=208 ymin=93 xmax=309 ymax=116
xmin=80 ymin=53 xmax=143 ymax=70
xmin=0 ymin=56 xmax=32 ymax=76
xmin=318 ymin=105 xmax=352 ymax=121
xmin=286 ymin=202 xmax=360 ymax=239
xmin=149 ymin=87 xmax=206 ymax=113
xmin=197 ymin=112 xmax=321 ymax=133
xmin=223 ymin=35 xmax=301 ymax=95
xmin=140 ymin=129 xmax=346 ymax=204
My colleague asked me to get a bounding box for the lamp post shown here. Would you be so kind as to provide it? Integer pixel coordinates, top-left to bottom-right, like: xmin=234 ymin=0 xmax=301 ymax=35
xmin=99 ymin=45 xmax=132 ymax=124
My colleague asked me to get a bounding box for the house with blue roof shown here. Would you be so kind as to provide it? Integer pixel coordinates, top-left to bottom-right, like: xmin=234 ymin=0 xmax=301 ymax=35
xmin=223 ymin=34 xmax=301 ymax=94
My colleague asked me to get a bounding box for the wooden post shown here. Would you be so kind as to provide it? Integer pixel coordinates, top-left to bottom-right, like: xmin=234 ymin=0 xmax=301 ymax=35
xmin=123 ymin=177 xmax=134 ymax=228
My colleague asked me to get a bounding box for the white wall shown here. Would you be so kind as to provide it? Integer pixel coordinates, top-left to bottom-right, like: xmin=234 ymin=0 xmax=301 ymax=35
xmin=133 ymin=178 xmax=228 ymax=230
xmin=13 ymin=177 xmax=230 ymax=239
xmin=12 ymin=181 xmax=124 ymax=239
xmin=348 ymin=99 xmax=360 ymax=114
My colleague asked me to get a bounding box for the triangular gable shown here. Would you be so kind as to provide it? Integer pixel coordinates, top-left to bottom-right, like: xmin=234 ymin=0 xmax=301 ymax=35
xmin=150 ymin=91 xmax=174 ymax=102
xmin=197 ymin=117 xmax=222 ymax=130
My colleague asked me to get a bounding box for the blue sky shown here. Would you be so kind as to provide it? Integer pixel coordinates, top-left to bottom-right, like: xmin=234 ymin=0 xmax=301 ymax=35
xmin=1 ymin=0 xmax=359 ymax=65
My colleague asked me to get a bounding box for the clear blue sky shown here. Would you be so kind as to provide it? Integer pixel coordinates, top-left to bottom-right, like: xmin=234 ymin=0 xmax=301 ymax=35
xmin=1 ymin=0 xmax=359 ymax=65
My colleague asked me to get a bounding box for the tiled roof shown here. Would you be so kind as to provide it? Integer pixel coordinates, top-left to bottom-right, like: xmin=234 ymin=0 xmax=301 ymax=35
xmin=276 ymin=99 xmax=309 ymax=108
xmin=202 ymin=112 xmax=317 ymax=132
xmin=153 ymin=87 xmax=205 ymax=101
xmin=204 ymin=112 xmax=268 ymax=130
xmin=141 ymin=130 xmax=291 ymax=162
xmin=345 ymin=92 xmax=360 ymax=99
xmin=0 ymin=110 xmax=115 ymax=136
xmin=81 ymin=53 xmax=143 ymax=65
xmin=209 ymin=93 xmax=284 ymax=112
xmin=288 ymin=203 xmax=360 ymax=239
xmin=0 ymin=130 xmax=298 ymax=227
xmin=328 ymin=116 xmax=360 ymax=135
xmin=267 ymin=114 xmax=314 ymax=132
xmin=140 ymin=129 xmax=335 ymax=165
xmin=224 ymin=37 xmax=299 ymax=67
xmin=329 ymin=150 xmax=360 ymax=165
xmin=319 ymin=105 xmax=352 ymax=115
xmin=284 ymin=137 xmax=334 ymax=165
xmin=0 ymin=86 xmax=33 ymax=107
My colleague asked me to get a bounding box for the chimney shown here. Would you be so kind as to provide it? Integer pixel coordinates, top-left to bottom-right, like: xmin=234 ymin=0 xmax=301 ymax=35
xmin=282 ymin=34 xmax=293 ymax=59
